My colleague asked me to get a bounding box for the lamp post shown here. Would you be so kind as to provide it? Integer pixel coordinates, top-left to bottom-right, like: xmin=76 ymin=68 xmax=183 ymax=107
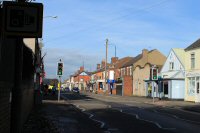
xmin=109 ymin=43 xmax=117 ymax=57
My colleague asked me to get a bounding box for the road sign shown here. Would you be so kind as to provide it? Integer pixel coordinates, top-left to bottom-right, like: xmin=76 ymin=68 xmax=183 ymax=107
xmin=1 ymin=1 xmax=43 ymax=37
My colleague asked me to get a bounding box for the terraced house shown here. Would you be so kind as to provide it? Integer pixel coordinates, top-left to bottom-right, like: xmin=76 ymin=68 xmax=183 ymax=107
xmin=133 ymin=49 xmax=166 ymax=97
xmin=185 ymin=39 xmax=200 ymax=102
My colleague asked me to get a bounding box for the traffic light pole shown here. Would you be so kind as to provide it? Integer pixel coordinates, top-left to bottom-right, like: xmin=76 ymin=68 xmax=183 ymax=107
xmin=151 ymin=66 xmax=158 ymax=104
xmin=152 ymin=81 xmax=154 ymax=103
xmin=57 ymin=59 xmax=63 ymax=102
xmin=58 ymin=76 xmax=61 ymax=102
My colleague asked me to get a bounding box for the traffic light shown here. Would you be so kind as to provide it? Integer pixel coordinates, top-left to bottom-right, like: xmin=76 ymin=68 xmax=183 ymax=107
xmin=57 ymin=62 xmax=63 ymax=76
xmin=151 ymin=68 xmax=158 ymax=80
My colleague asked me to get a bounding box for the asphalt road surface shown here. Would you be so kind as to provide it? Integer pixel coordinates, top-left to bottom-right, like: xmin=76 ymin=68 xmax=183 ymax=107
xmin=60 ymin=92 xmax=200 ymax=133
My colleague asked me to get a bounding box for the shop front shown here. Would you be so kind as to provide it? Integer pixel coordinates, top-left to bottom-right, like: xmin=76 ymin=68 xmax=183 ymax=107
xmin=185 ymin=72 xmax=200 ymax=102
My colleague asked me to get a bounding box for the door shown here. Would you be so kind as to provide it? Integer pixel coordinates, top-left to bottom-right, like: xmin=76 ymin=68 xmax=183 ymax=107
xmin=116 ymin=84 xmax=122 ymax=96
xmin=163 ymin=81 xmax=169 ymax=98
xmin=196 ymin=77 xmax=200 ymax=102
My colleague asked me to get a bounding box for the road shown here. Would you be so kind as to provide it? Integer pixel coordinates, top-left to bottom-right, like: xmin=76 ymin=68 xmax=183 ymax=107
xmin=61 ymin=92 xmax=200 ymax=133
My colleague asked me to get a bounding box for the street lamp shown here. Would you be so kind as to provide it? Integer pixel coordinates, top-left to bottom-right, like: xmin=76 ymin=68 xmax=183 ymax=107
xmin=43 ymin=15 xmax=58 ymax=19
xmin=109 ymin=43 xmax=117 ymax=57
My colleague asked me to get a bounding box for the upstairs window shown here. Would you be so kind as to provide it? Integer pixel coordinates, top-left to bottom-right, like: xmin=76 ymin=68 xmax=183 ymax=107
xmin=169 ymin=62 xmax=174 ymax=70
xmin=130 ymin=66 xmax=132 ymax=76
xmin=191 ymin=53 xmax=195 ymax=69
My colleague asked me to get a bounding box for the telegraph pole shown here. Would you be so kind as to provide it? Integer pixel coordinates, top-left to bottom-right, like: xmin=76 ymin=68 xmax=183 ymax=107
xmin=115 ymin=45 xmax=116 ymax=57
xmin=104 ymin=39 xmax=108 ymax=92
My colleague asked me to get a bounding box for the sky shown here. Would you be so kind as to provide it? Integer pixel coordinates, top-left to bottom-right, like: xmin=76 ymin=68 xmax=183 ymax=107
xmin=36 ymin=0 xmax=200 ymax=80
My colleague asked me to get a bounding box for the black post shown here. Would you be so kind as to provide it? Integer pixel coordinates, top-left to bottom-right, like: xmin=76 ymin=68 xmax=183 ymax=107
xmin=11 ymin=38 xmax=23 ymax=133
xmin=11 ymin=1 xmax=25 ymax=132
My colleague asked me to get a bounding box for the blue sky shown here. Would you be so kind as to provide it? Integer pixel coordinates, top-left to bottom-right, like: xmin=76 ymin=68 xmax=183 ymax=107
xmin=37 ymin=0 xmax=200 ymax=80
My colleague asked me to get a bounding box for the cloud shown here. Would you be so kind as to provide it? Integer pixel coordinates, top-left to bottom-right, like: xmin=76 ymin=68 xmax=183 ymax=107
xmin=43 ymin=48 xmax=103 ymax=80
xmin=39 ymin=0 xmax=200 ymax=81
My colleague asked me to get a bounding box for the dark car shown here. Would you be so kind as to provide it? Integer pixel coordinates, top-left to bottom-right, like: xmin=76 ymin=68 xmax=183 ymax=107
xmin=64 ymin=87 xmax=70 ymax=92
xmin=72 ymin=87 xmax=79 ymax=93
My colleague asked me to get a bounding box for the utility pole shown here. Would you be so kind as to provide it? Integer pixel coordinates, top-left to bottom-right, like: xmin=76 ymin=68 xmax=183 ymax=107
xmin=115 ymin=45 xmax=116 ymax=57
xmin=104 ymin=39 xmax=108 ymax=92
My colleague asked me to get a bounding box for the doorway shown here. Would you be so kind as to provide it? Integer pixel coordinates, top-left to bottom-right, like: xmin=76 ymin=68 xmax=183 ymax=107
xmin=163 ymin=81 xmax=169 ymax=98
xmin=196 ymin=77 xmax=200 ymax=102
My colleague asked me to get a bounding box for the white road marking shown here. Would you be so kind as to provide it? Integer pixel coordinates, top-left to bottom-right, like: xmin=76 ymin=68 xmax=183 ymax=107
xmin=75 ymin=104 xmax=106 ymax=129
xmin=154 ymin=109 xmax=200 ymax=125
xmin=113 ymin=108 xmax=176 ymax=130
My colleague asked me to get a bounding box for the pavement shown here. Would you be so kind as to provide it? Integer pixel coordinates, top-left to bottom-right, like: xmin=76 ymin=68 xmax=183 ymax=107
xmin=22 ymin=93 xmax=103 ymax=133
xmin=83 ymin=91 xmax=200 ymax=113
xmin=22 ymin=92 xmax=200 ymax=133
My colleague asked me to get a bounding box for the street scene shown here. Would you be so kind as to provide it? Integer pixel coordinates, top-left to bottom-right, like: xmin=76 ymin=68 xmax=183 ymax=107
xmin=23 ymin=91 xmax=200 ymax=133
xmin=1 ymin=0 xmax=200 ymax=133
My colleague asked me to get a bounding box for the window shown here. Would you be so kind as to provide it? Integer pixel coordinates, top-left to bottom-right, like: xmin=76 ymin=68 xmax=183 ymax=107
xmin=127 ymin=67 xmax=131 ymax=76
xmin=191 ymin=53 xmax=195 ymax=69
xmin=121 ymin=68 xmax=125 ymax=76
xmin=120 ymin=68 xmax=123 ymax=77
xmin=169 ymin=62 xmax=174 ymax=70
xmin=130 ymin=67 xmax=132 ymax=76
xmin=180 ymin=65 xmax=182 ymax=70
xmin=197 ymin=77 xmax=200 ymax=94
xmin=188 ymin=77 xmax=195 ymax=96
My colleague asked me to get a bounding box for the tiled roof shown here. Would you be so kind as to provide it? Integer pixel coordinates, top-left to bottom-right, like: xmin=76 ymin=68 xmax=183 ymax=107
xmin=114 ymin=57 xmax=134 ymax=69
xmin=121 ymin=54 xmax=142 ymax=68
xmin=185 ymin=38 xmax=200 ymax=51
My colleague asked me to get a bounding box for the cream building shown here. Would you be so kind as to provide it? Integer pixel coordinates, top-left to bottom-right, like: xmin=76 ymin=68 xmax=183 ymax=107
xmin=132 ymin=49 xmax=166 ymax=96
xmin=185 ymin=39 xmax=200 ymax=102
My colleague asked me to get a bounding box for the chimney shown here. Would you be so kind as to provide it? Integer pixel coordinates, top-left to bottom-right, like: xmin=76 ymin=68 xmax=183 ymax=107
xmin=80 ymin=66 xmax=84 ymax=72
xmin=97 ymin=64 xmax=101 ymax=70
xmin=111 ymin=57 xmax=118 ymax=64
xmin=101 ymin=60 xmax=106 ymax=69
xmin=142 ymin=49 xmax=148 ymax=57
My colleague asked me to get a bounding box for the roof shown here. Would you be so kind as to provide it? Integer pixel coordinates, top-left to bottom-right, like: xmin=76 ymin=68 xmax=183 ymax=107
xmin=172 ymin=48 xmax=185 ymax=67
xmin=114 ymin=57 xmax=134 ymax=69
xmin=162 ymin=71 xmax=184 ymax=79
xmin=121 ymin=54 xmax=142 ymax=68
xmin=185 ymin=38 xmax=200 ymax=51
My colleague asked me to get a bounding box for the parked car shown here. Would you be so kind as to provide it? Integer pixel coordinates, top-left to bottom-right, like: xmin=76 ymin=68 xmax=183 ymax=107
xmin=64 ymin=87 xmax=70 ymax=92
xmin=72 ymin=87 xmax=79 ymax=93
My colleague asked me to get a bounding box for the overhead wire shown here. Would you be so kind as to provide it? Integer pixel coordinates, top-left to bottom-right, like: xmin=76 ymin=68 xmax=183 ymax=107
xmin=43 ymin=0 xmax=170 ymax=45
